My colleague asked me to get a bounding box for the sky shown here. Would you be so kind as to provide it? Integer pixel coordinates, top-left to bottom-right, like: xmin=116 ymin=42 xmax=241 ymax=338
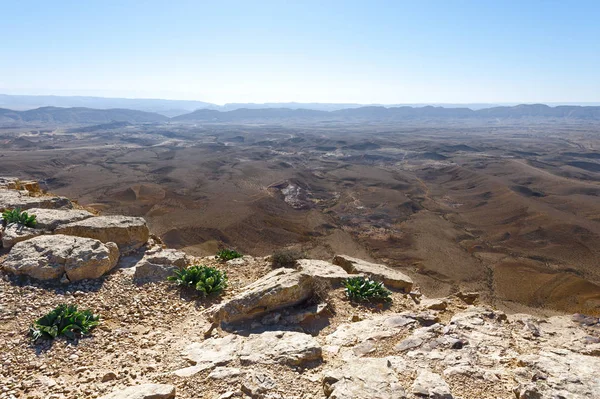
xmin=1 ymin=0 xmax=599 ymax=105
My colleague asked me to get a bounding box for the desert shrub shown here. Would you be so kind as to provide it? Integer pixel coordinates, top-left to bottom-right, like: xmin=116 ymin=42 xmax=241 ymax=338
xmin=2 ymin=208 xmax=37 ymax=228
xmin=309 ymin=278 xmax=335 ymax=314
xmin=168 ymin=265 xmax=228 ymax=297
xmin=30 ymin=304 xmax=99 ymax=341
xmin=216 ymin=248 xmax=243 ymax=262
xmin=271 ymin=249 xmax=304 ymax=268
xmin=343 ymin=277 xmax=392 ymax=302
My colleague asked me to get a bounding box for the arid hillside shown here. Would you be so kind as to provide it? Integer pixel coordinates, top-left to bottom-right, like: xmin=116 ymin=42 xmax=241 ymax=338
xmin=1 ymin=180 xmax=599 ymax=399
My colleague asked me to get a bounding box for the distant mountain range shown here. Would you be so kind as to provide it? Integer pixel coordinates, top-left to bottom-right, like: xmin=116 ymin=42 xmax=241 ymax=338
xmin=0 ymin=94 xmax=213 ymax=117
xmin=1 ymin=94 xmax=514 ymax=116
xmin=4 ymin=93 xmax=600 ymax=117
xmin=172 ymin=104 xmax=600 ymax=122
xmin=0 ymin=106 xmax=167 ymax=124
xmin=2 ymin=104 xmax=600 ymax=125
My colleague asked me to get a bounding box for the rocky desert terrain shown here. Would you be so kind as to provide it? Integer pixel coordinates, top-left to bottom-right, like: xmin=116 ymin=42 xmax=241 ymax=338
xmin=1 ymin=179 xmax=600 ymax=399
xmin=1 ymin=116 xmax=600 ymax=316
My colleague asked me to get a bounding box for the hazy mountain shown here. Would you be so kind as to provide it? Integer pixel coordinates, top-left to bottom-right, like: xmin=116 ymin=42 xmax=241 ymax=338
xmin=0 ymin=106 xmax=168 ymax=124
xmin=0 ymin=94 xmax=215 ymax=117
xmin=4 ymin=94 xmax=600 ymax=117
xmin=3 ymin=104 xmax=600 ymax=125
xmin=172 ymin=107 xmax=328 ymax=122
xmin=174 ymin=104 xmax=600 ymax=122
xmin=219 ymin=102 xmax=369 ymax=111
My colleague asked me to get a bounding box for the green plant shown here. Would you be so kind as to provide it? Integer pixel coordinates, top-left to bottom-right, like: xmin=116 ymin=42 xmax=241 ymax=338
xmin=168 ymin=265 xmax=228 ymax=297
xmin=29 ymin=304 xmax=100 ymax=341
xmin=216 ymin=248 xmax=243 ymax=262
xmin=2 ymin=208 xmax=37 ymax=228
xmin=342 ymin=277 xmax=392 ymax=302
xmin=271 ymin=249 xmax=304 ymax=268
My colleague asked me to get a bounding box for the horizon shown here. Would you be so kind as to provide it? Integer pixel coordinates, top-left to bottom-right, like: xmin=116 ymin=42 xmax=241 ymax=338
xmin=2 ymin=93 xmax=600 ymax=111
xmin=2 ymin=1 xmax=600 ymax=104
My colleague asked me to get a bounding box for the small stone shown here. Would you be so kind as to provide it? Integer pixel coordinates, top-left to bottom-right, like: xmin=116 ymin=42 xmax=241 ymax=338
xmin=411 ymin=369 xmax=453 ymax=399
xmin=241 ymin=371 xmax=277 ymax=397
xmin=421 ymin=298 xmax=448 ymax=311
xmin=456 ymin=291 xmax=479 ymax=304
xmin=101 ymin=372 xmax=117 ymax=382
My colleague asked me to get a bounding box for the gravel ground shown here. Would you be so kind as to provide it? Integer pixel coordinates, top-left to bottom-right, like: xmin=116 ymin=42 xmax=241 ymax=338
xmin=0 ymin=254 xmax=276 ymax=399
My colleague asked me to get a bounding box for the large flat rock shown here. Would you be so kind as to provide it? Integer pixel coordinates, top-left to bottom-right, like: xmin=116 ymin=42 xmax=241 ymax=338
xmin=98 ymin=384 xmax=175 ymax=399
xmin=26 ymin=208 xmax=94 ymax=230
xmin=55 ymin=215 xmax=149 ymax=253
xmin=325 ymin=313 xmax=417 ymax=347
xmin=323 ymin=357 xmax=406 ymax=399
xmin=297 ymin=259 xmax=353 ymax=283
xmin=332 ymin=254 xmax=413 ymax=292
xmin=175 ymin=331 xmax=322 ymax=376
xmin=411 ymin=369 xmax=453 ymax=399
xmin=0 ymin=189 xmax=72 ymax=211
xmin=2 ymin=234 xmax=119 ymax=281
xmin=208 ymin=268 xmax=313 ymax=324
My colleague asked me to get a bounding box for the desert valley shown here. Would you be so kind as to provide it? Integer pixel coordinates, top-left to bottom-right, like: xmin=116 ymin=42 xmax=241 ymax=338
xmin=2 ymin=105 xmax=600 ymax=315
xmin=1 ymin=104 xmax=600 ymax=399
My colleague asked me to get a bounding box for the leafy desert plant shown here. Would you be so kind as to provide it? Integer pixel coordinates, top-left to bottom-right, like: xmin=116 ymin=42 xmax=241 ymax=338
xmin=271 ymin=249 xmax=304 ymax=268
xmin=2 ymin=208 xmax=37 ymax=228
xmin=29 ymin=304 xmax=100 ymax=341
xmin=216 ymin=248 xmax=243 ymax=262
xmin=168 ymin=265 xmax=228 ymax=297
xmin=343 ymin=277 xmax=392 ymax=303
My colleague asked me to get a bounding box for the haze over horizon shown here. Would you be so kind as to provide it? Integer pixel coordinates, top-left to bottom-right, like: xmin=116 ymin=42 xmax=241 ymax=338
xmin=2 ymin=1 xmax=599 ymax=105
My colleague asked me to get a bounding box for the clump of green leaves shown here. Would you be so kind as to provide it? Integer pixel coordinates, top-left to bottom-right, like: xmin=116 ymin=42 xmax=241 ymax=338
xmin=29 ymin=304 xmax=100 ymax=341
xmin=2 ymin=208 xmax=37 ymax=228
xmin=168 ymin=265 xmax=228 ymax=297
xmin=343 ymin=277 xmax=392 ymax=303
xmin=271 ymin=249 xmax=304 ymax=268
xmin=216 ymin=248 xmax=243 ymax=262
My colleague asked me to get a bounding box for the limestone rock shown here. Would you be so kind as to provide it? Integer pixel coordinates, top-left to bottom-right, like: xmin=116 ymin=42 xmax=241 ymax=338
xmin=326 ymin=313 xmax=417 ymax=347
xmin=0 ymin=178 xmax=40 ymax=192
xmin=241 ymin=370 xmax=277 ymax=398
xmin=517 ymin=350 xmax=600 ymax=398
xmin=20 ymin=180 xmax=41 ymax=193
xmin=208 ymin=268 xmax=313 ymax=324
xmin=238 ymin=331 xmax=322 ymax=366
xmin=2 ymin=234 xmax=119 ymax=281
xmin=176 ymin=331 xmax=322 ymax=377
xmin=209 ymin=367 xmax=245 ymax=380
xmin=323 ymin=357 xmax=406 ymax=399
xmin=513 ymin=384 xmax=542 ymax=399
xmin=421 ymin=298 xmax=448 ymax=311
xmin=98 ymin=383 xmax=175 ymax=399
xmin=411 ymin=369 xmax=453 ymax=399
xmin=0 ymin=177 xmax=20 ymax=190
xmin=296 ymin=259 xmax=352 ymax=283
xmin=0 ymin=189 xmax=72 ymax=211
xmin=55 ymin=215 xmax=149 ymax=253
xmin=332 ymin=254 xmax=413 ymax=291
xmin=25 ymin=208 xmax=94 ymax=230
xmin=1 ymin=224 xmax=43 ymax=249
xmin=134 ymin=247 xmax=190 ymax=282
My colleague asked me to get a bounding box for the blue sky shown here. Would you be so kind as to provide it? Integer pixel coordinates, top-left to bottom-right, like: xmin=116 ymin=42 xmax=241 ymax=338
xmin=1 ymin=0 xmax=599 ymax=104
